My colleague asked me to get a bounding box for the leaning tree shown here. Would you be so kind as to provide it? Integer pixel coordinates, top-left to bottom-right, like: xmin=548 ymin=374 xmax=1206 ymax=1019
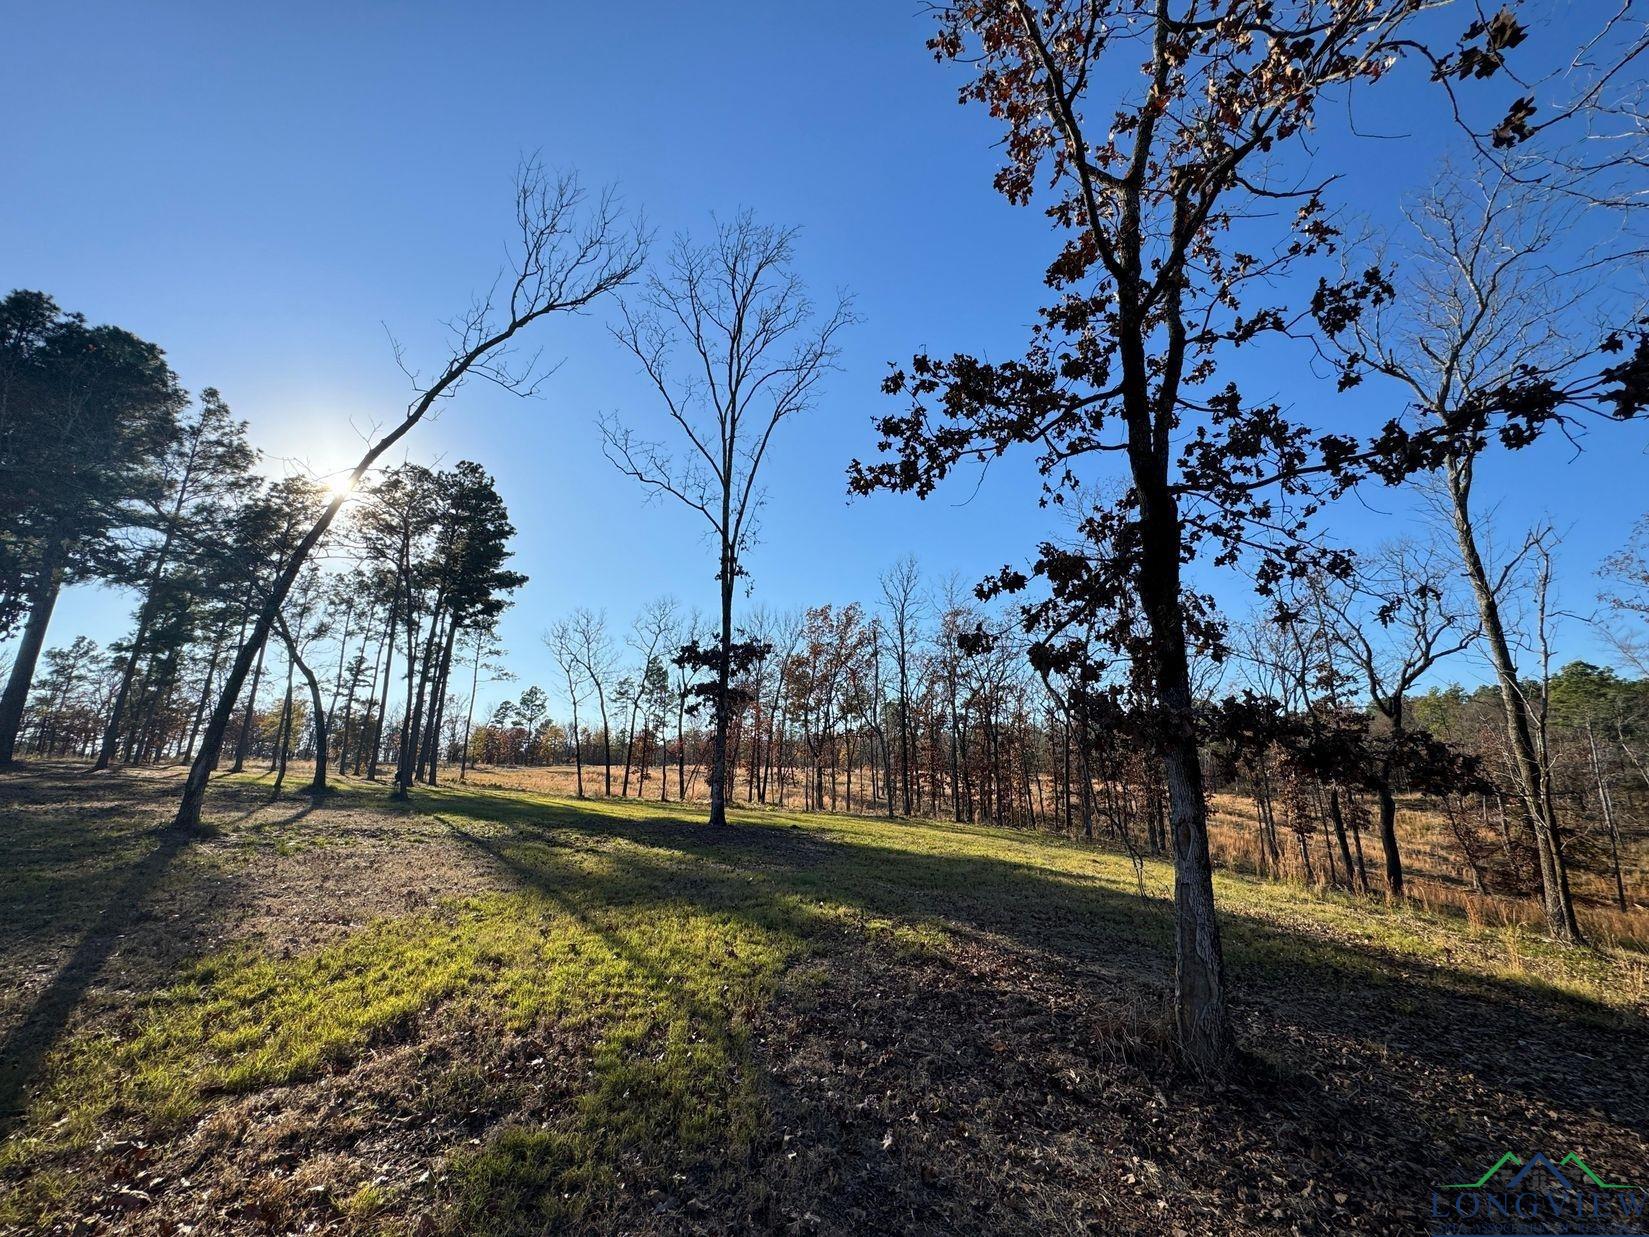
xmin=848 ymin=1 xmax=1644 ymax=1070
xmin=1320 ymin=164 xmax=1647 ymax=941
xmin=172 ymin=166 xmax=643 ymax=830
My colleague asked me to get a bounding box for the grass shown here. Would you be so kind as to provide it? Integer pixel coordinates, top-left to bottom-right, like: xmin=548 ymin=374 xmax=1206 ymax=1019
xmin=2 ymin=782 xmax=801 ymax=1230
xmin=1 ymin=765 xmax=1645 ymax=1233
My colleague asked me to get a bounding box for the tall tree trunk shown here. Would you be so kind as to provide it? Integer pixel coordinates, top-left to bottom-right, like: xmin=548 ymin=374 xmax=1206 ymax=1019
xmin=1444 ymin=456 xmax=1582 ymax=942
xmin=229 ymin=632 xmax=268 ymax=775
xmin=430 ymin=620 xmax=459 ymax=782
xmin=420 ymin=613 xmax=458 ymax=785
xmin=882 ymin=721 xmax=897 ymax=820
xmin=277 ymin=618 xmax=328 ymax=794
xmin=567 ymin=681 xmax=584 ymax=796
xmin=95 ymin=523 xmax=180 ymax=770
xmin=1326 ymin=786 xmax=1356 ymax=892
xmin=392 ymin=582 xmax=429 ymax=799
xmin=660 ymin=715 xmax=670 ymax=801
xmin=621 ymin=688 xmax=642 ymax=798
xmin=676 ymin=693 xmax=686 ymax=800
xmin=949 ymin=678 xmax=963 ymax=823
xmin=708 ymin=534 xmax=734 ymax=826
xmin=185 ymin=619 xmax=228 ymax=761
xmin=594 ymin=682 xmax=612 ymax=797
xmin=1375 ymin=769 xmax=1404 ymax=900
xmin=271 ymin=655 xmax=296 ymax=794
xmin=1133 ymin=451 xmax=1233 ymax=1073
xmin=366 ymin=601 xmax=396 ymax=778
xmin=460 ymin=638 xmax=482 ymax=783
xmin=0 ymin=538 xmax=66 ymax=763
xmin=898 ymin=658 xmax=911 ymax=816
xmin=1586 ymin=724 xmax=1628 ymax=912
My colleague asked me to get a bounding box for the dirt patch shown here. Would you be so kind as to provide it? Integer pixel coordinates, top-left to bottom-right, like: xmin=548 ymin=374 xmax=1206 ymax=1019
xmin=733 ymin=927 xmax=1649 ymax=1236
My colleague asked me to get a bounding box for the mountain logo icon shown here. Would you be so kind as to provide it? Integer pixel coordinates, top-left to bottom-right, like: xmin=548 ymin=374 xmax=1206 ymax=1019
xmin=1444 ymin=1150 xmax=1638 ymax=1191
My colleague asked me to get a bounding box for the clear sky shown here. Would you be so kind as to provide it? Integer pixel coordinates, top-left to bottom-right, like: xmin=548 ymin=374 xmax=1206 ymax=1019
xmin=4 ymin=1 xmax=1645 ymax=716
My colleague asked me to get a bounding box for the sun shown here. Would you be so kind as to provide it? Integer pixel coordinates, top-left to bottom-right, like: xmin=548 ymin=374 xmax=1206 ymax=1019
xmin=324 ymin=473 xmax=356 ymax=501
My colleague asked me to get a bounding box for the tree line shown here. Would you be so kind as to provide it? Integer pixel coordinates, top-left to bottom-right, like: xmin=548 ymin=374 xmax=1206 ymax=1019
xmin=444 ymin=540 xmax=1649 ymax=923
xmin=2 ymin=439 xmax=528 ymax=801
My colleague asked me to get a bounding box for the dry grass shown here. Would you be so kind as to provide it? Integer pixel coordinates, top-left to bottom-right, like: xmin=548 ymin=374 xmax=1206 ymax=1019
xmin=3 ymin=761 xmax=1646 ymax=1234
xmin=1206 ymin=790 xmax=1649 ymax=952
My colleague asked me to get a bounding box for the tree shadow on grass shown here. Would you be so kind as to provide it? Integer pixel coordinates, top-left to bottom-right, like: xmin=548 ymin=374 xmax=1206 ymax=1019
xmin=430 ymin=789 xmax=1648 ymax=1128
xmin=0 ymin=770 xmax=322 ymax=1128
xmin=0 ymin=822 xmax=194 ymax=1124
xmin=430 ymin=796 xmax=1649 ymax=1233
xmin=3 ymin=766 xmax=1644 ymax=1234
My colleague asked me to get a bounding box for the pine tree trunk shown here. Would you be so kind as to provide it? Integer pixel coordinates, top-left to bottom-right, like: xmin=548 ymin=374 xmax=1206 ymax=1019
xmin=95 ymin=538 xmax=173 ymax=770
xmin=0 ymin=539 xmax=65 ymax=763
xmin=229 ymin=634 xmax=267 ymax=775
xmin=277 ymin=621 xmax=328 ymax=794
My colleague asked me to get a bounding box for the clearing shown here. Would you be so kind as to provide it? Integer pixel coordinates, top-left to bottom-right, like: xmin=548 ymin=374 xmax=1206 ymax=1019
xmin=1 ymin=762 xmax=1645 ymax=1234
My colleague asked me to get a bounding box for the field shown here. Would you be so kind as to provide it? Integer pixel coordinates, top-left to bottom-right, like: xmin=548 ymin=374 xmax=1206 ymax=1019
xmin=2 ymin=761 xmax=1647 ymax=1234
xmin=468 ymin=762 xmax=1649 ymax=948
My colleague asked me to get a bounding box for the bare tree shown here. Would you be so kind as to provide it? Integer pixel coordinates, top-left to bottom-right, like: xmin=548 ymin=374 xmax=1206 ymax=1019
xmin=601 ymin=214 xmax=851 ymax=826
xmin=172 ymin=164 xmax=643 ymax=830
xmin=567 ymin=607 xmax=617 ymax=797
xmin=671 ymin=608 xmax=711 ymax=802
xmin=458 ymin=622 xmax=509 ymax=782
xmin=619 ymin=596 xmax=678 ymax=797
xmin=881 ymin=554 xmax=924 ymax=817
xmin=1327 ymin=166 xmax=1642 ymax=940
xmin=1308 ymin=541 xmax=1479 ymax=899
xmin=547 ymin=619 xmax=589 ymax=797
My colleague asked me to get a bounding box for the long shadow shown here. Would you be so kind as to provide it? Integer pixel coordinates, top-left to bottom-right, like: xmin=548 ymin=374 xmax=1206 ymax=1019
xmin=436 ymin=804 xmax=1649 ymax=1232
xmin=0 ymin=771 xmax=325 ymax=1126
xmin=7 ymin=772 xmax=1642 ymax=1232
xmin=0 ymin=823 xmax=194 ymax=1123
xmin=440 ymin=817 xmax=754 ymax=1039
xmin=431 ymin=791 xmax=1648 ymax=1131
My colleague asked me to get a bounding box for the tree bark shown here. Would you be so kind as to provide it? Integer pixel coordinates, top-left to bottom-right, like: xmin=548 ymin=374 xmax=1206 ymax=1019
xmin=277 ymin=616 xmax=327 ymax=793
xmin=95 ymin=521 xmax=180 ymax=770
xmin=1375 ymin=774 xmax=1404 ymax=900
xmin=366 ymin=595 xmax=397 ymax=780
xmin=708 ymin=533 xmax=734 ymax=826
xmin=0 ymin=539 xmax=66 ymax=763
xmin=229 ymin=632 xmax=267 ymax=776
xmin=1131 ymin=405 xmax=1233 ymax=1073
xmin=1444 ymin=456 xmax=1582 ymax=942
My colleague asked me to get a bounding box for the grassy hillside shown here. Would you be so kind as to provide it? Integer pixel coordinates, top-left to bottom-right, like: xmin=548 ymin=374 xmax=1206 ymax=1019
xmin=1 ymin=763 xmax=1645 ymax=1234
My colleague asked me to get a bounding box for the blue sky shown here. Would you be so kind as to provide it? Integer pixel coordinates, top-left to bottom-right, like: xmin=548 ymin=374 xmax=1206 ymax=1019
xmin=4 ymin=1 xmax=1645 ymax=715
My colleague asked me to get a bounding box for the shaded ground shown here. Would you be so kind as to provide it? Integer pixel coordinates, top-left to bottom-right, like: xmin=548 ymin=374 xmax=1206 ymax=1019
xmin=1 ymin=761 xmax=1646 ymax=1235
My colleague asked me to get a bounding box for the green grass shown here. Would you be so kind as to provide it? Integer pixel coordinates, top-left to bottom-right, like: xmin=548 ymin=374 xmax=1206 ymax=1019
xmin=2 ymin=790 xmax=802 ymax=1230
xmin=2 ymin=772 xmax=1642 ymax=1231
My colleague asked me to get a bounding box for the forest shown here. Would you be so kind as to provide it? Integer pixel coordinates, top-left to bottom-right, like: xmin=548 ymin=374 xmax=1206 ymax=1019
xmin=3 ymin=2 xmax=1649 ymax=1235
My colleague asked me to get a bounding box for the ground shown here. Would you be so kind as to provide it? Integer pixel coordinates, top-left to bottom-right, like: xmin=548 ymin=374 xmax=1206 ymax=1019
xmin=1 ymin=763 xmax=1646 ymax=1235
